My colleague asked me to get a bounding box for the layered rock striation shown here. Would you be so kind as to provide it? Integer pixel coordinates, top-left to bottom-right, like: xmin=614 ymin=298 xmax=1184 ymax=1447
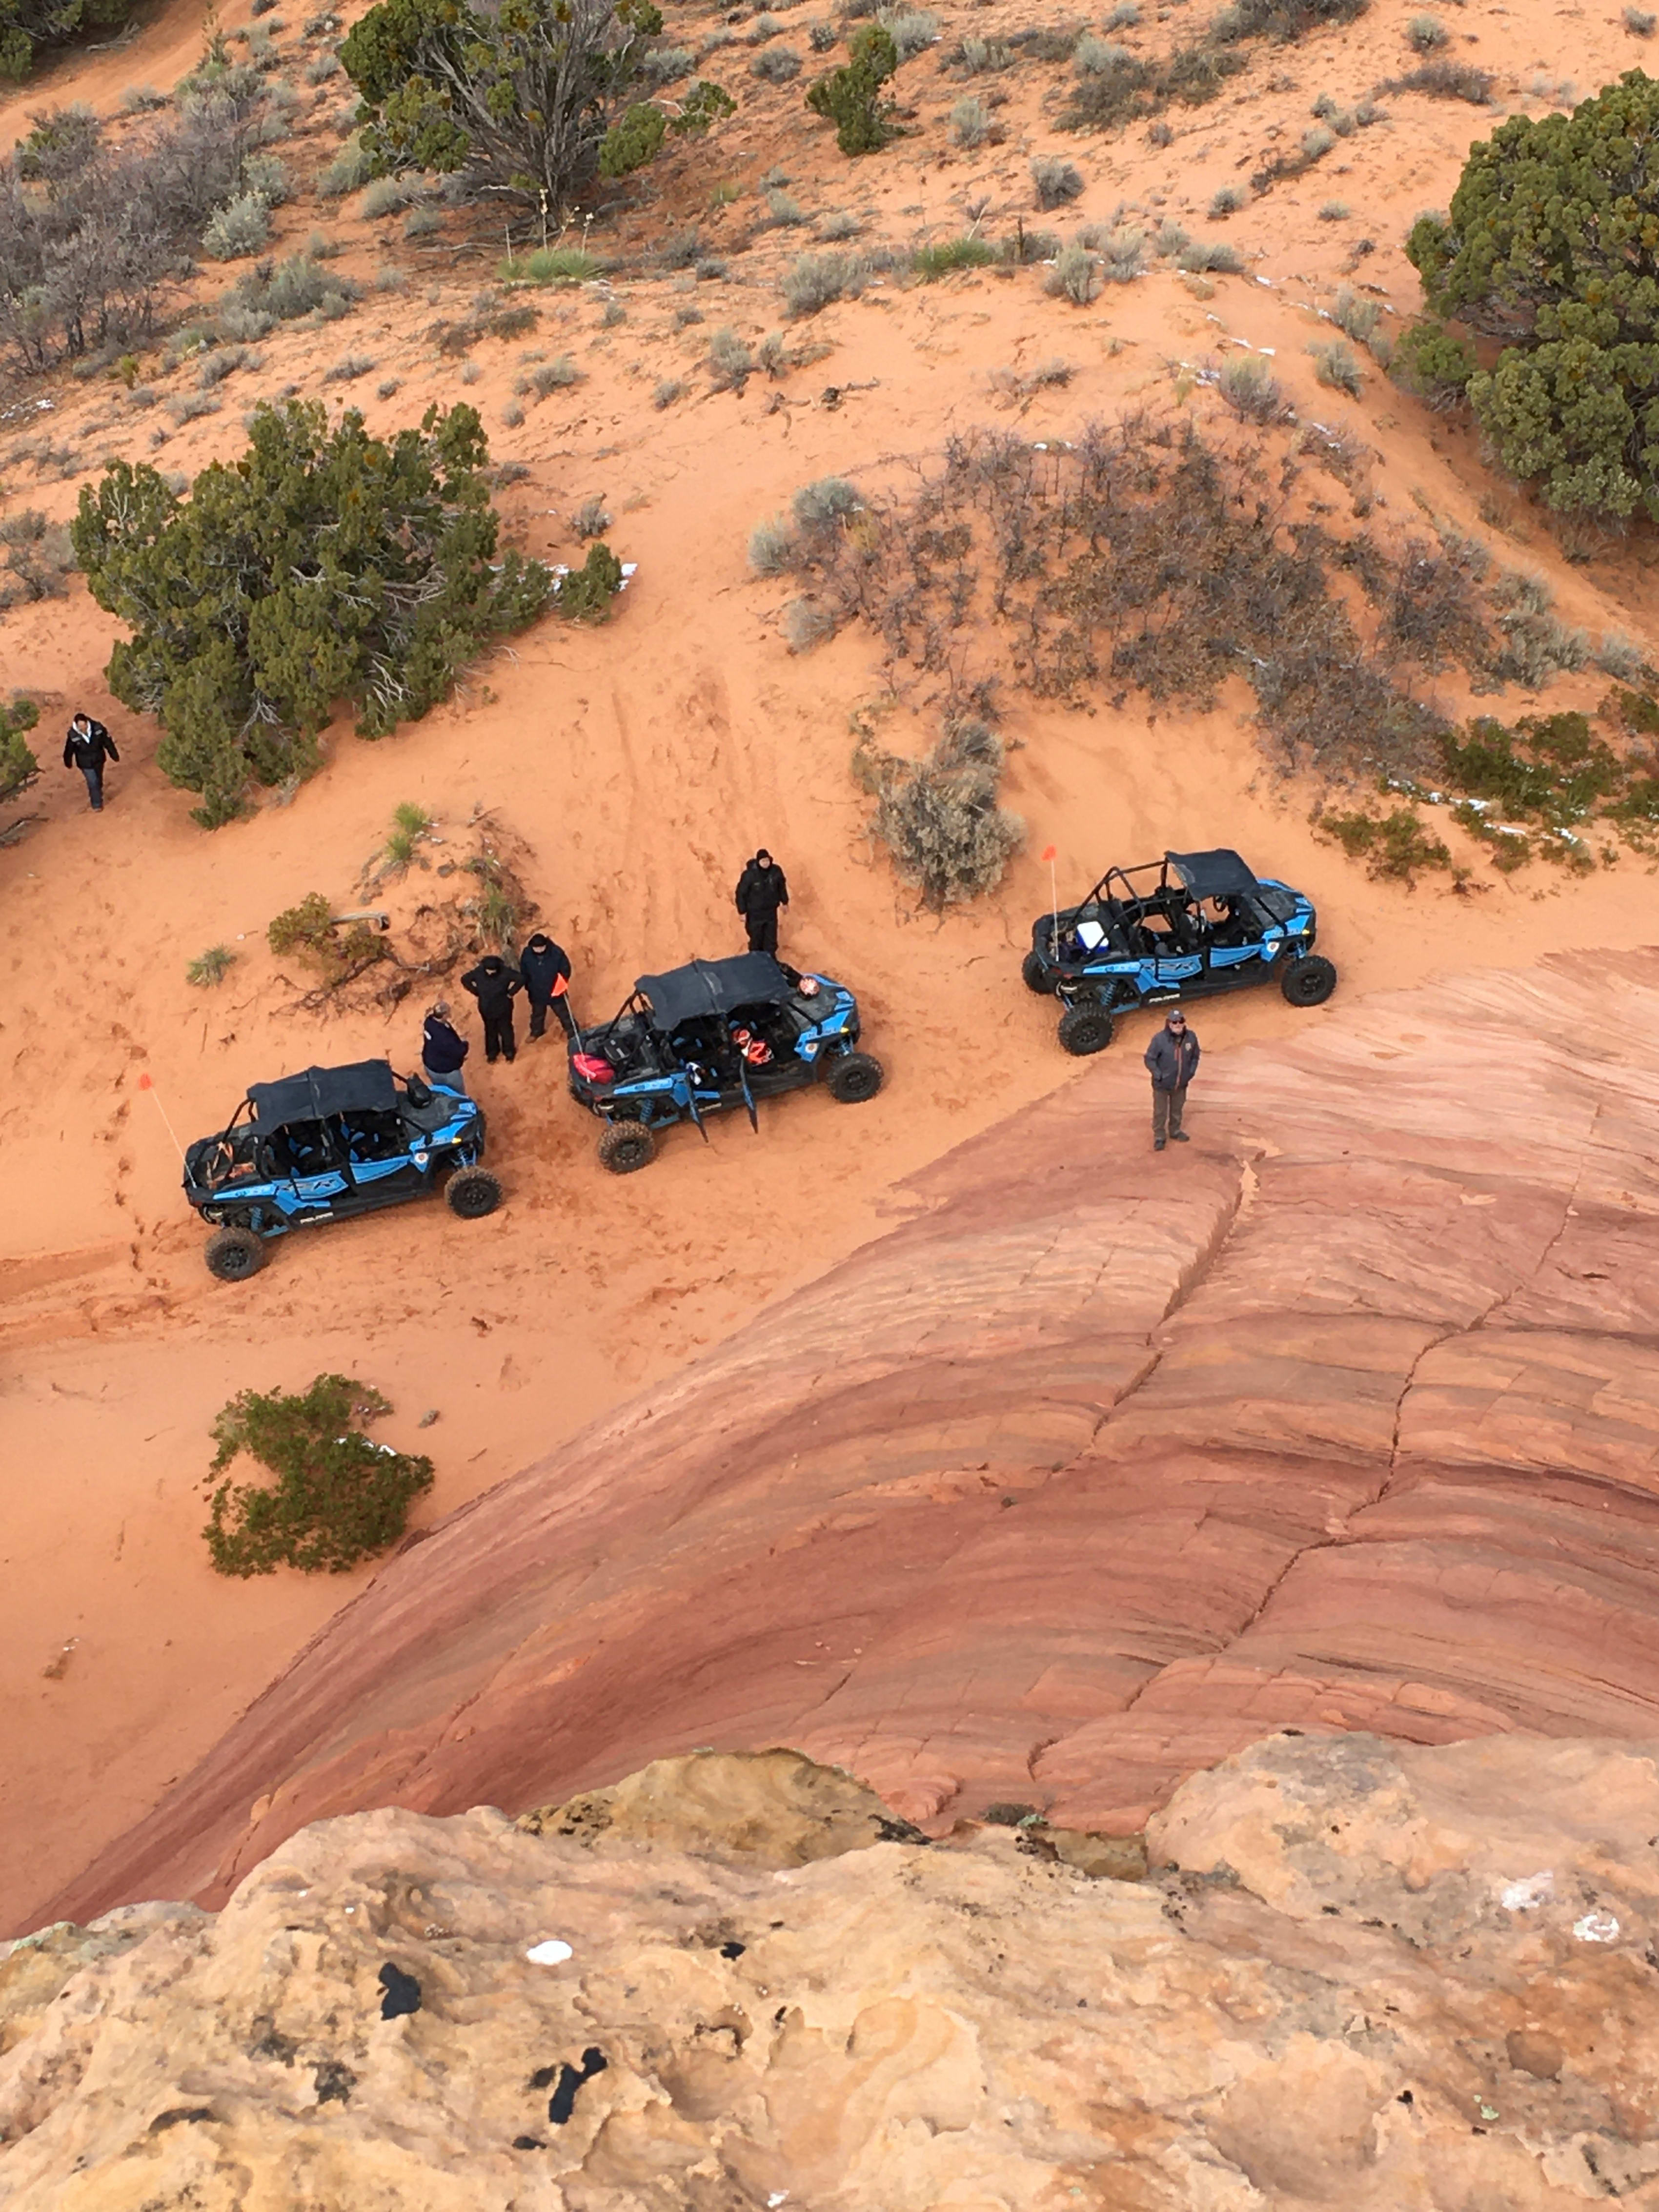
xmin=6 ymin=1736 xmax=1659 ymax=2208
xmin=43 ymin=950 xmax=1659 ymax=1923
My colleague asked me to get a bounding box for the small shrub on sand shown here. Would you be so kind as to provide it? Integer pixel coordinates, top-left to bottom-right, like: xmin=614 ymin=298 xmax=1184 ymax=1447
xmin=204 ymin=1373 xmax=432 ymax=1576
xmin=855 ymin=723 xmax=1024 ymax=906
xmin=749 ymin=514 xmax=800 ymax=573
xmin=805 ymin=23 xmax=898 ymax=154
xmin=1031 ymin=155 xmax=1085 ymax=208
xmin=1315 ymin=805 xmax=1454 ymax=883
xmin=1218 ymin=356 xmax=1286 ymax=418
xmin=186 ymin=944 xmax=237 ymax=986
xmin=707 ymin=325 xmax=755 ymax=388
xmin=783 ymin=249 xmax=870 ymax=315
xmin=913 ymin=234 xmax=997 ymax=278
xmin=1406 ymin=12 xmax=1447 ymax=49
xmin=1311 ymin=337 xmax=1363 ymax=392
xmin=553 ymin=540 xmax=625 ymax=620
xmin=0 ymin=697 xmax=41 ymax=805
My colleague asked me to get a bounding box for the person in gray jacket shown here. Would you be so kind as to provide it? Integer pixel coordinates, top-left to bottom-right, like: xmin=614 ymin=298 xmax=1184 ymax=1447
xmin=1144 ymin=1009 xmax=1199 ymax=1150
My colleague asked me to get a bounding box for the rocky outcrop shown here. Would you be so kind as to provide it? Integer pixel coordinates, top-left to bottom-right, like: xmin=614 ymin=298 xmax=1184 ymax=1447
xmin=40 ymin=949 xmax=1659 ymax=1925
xmin=6 ymin=1735 xmax=1659 ymax=2208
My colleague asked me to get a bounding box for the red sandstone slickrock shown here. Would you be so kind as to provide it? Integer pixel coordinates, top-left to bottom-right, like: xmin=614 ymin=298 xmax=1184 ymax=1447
xmin=39 ymin=950 xmax=1659 ymax=1923
xmin=5 ymin=1737 xmax=1659 ymax=2207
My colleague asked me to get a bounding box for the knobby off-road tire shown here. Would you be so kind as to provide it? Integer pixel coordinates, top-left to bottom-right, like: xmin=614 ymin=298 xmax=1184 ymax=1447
xmin=599 ymin=1121 xmax=657 ymax=1174
xmin=1021 ymin=950 xmax=1052 ymax=995
xmin=827 ymin=1051 xmax=884 ymax=1103
xmin=204 ymin=1223 xmax=266 ymax=1281
xmin=1057 ymin=1003 xmax=1115 ymax=1056
xmin=446 ymin=1165 xmax=503 ymax=1218
xmin=1280 ymin=954 xmax=1337 ymax=1007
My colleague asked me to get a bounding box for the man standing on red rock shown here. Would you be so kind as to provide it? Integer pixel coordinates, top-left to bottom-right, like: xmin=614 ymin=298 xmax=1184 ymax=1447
xmin=1145 ymin=1009 xmax=1199 ymax=1152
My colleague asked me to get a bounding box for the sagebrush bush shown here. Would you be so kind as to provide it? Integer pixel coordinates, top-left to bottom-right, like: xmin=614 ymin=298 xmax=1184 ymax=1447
xmin=360 ymin=173 xmax=410 ymax=218
xmin=750 ymin=515 xmax=800 ymax=572
xmin=203 ymin=1374 xmax=432 ymax=1576
xmin=1407 ymin=12 xmax=1447 ymax=48
xmin=878 ymin=4 xmax=937 ymax=57
xmin=861 ymin=731 xmax=1024 ymax=907
xmin=708 ymin=324 xmax=755 ymax=388
xmin=1219 ymin=356 xmax=1286 ymax=419
xmin=1380 ymin=56 xmax=1492 ymax=99
xmin=752 ymin=42 xmax=803 ymax=77
xmin=764 ymin=186 xmax=809 ymax=224
xmin=1073 ymin=31 xmax=1132 ymax=71
xmin=1311 ymin=337 xmax=1363 ymax=392
xmin=783 ymin=248 xmax=870 ymax=314
xmin=1179 ymin=238 xmax=1246 ymax=273
xmin=203 ymin=191 xmax=272 ymax=259
xmin=1333 ymin=284 xmax=1380 ymax=344
xmin=1032 ymin=154 xmax=1085 ymax=208
xmin=1045 ymin=243 xmax=1101 ymax=304
xmin=1209 ymin=183 xmax=1246 ymax=217
xmin=950 ymin=94 xmax=993 ymax=146
xmin=783 ymin=594 xmax=836 ymax=650
xmin=72 ymin=400 xmax=549 ymax=826
xmin=319 ymin=136 xmax=375 ymax=194
xmin=794 ymin=474 xmax=862 ymax=526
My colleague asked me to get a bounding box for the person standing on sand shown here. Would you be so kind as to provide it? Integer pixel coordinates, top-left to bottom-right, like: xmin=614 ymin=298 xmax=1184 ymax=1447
xmin=421 ymin=1001 xmax=469 ymax=1094
xmin=461 ymin=953 xmax=523 ymax=1064
xmin=735 ymin=849 xmax=789 ymax=955
xmin=63 ymin=713 xmax=118 ymax=812
xmin=1145 ymin=1009 xmax=1200 ymax=1152
xmin=519 ymin=930 xmax=575 ymax=1040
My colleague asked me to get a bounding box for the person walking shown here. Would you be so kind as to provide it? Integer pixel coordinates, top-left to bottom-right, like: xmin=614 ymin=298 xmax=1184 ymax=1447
xmin=421 ymin=1001 xmax=470 ymax=1094
xmin=461 ymin=953 xmax=524 ymax=1064
xmin=734 ymin=849 xmax=789 ymax=955
xmin=63 ymin=713 xmax=118 ymax=812
xmin=519 ymin=930 xmax=575 ymax=1040
xmin=1144 ymin=1009 xmax=1200 ymax=1152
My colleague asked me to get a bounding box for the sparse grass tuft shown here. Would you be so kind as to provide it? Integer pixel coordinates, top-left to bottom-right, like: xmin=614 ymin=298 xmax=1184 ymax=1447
xmin=187 ymin=944 xmax=237 ymax=986
xmin=914 ymin=234 xmax=998 ymax=278
xmin=500 ymin=245 xmax=604 ymax=284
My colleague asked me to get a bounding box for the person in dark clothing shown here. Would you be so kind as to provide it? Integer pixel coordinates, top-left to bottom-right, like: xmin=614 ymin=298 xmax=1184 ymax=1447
xmin=734 ymin=850 xmax=789 ymax=955
xmin=461 ymin=954 xmax=523 ymax=1063
xmin=63 ymin=714 xmax=118 ymax=812
xmin=421 ymin=1001 xmax=470 ymax=1094
xmin=1144 ymin=1009 xmax=1200 ymax=1151
xmin=519 ymin=931 xmax=575 ymax=1040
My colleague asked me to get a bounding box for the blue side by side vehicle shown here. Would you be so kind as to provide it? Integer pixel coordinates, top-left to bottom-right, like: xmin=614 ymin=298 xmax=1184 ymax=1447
xmin=182 ymin=1059 xmax=498 ymax=1279
xmin=1023 ymin=848 xmax=1337 ymax=1055
xmin=566 ymin=952 xmax=884 ymax=1171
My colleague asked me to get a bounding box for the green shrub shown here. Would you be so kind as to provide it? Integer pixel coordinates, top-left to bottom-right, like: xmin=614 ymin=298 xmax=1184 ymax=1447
xmin=1315 ymin=805 xmax=1454 ymax=883
xmin=554 ymin=539 xmax=625 ymax=620
xmin=913 ymin=234 xmax=997 ymax=278
xmin=1387 ymin=316 xmax=1475 ymax=408
xmin=0 ymin=695 xmax=40 ymax=804
xmin=805 ymin=23 xmax=898 ymax=154
xmin=1405 ymin=72 xmax=1659 ymax=516
xmin=267 ymin=891 xmax=389 ymax=976
xmin=203 ymin=1373 xmax=432 ymax=1576
xmin=73 ymin=400 xmax=550 ymax=827
xmin=500 ymin=245 xmax=604 ymax=284
xmin=793 ymin=474 xmax=861 ymax=526
xmin=186 ymin=943 xmax=237 ymax=985
xmin=343 ymin=0 xmax=732 ymax=206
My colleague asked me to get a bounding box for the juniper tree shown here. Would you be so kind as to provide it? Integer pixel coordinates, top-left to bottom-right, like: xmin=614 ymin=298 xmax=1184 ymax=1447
xmin=71 ymin=400 xmax=551 ymax=827
xmin=1407 ymin=70 xmax=1659 ymax=517
xmin=805 ymin=23 xmax=898 ymax=154
xmin=340 ymin=0 xmax=732 ymax=207
xmin=0 ymin=696 xmax=39 ymax=805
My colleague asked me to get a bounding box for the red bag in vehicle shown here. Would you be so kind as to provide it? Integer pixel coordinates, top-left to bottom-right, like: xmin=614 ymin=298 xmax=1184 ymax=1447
xmin=572 ymin=1053 xmax=614 ymax=1083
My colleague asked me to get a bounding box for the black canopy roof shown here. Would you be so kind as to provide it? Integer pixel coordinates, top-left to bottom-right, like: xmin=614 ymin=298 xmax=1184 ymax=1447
xmin=1167 ymin=849 xmax=1259 ymax=898
xmin=636 ymin=954 xmax=790 ymax=1030
xmin=247 ymin=1060 xmax=398 ymax=1131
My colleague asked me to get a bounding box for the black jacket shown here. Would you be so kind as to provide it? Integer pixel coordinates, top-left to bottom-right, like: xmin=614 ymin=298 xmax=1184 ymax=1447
xmin=1144 ymin=1027 xmax=1200 ymax=1090
xmin=64 ymin=719 xmax=117 ymax=771
xmin=461 ymin=957 xmax=523 ymax=1016
xmin=421 ymin=1015 xmax=468 ymax=1074
xmin=735 ymin=859 xmax=789 ymax=918
xmin=518 ymin=934 xmax=572 ymax=1006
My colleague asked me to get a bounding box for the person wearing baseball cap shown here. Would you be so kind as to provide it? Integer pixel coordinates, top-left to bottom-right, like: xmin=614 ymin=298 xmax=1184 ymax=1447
xmin=1144 ymin=1008 xmax=1200 ymax=1152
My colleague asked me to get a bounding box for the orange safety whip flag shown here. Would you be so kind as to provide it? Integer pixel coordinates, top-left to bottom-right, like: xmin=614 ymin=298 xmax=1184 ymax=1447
xmin=137 ymin=1070 xmax=185 ymax=1160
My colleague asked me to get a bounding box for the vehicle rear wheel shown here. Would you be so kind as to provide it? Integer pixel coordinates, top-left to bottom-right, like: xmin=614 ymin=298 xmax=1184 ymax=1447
xmin=827 ymin=1050 xmax=884 ymax=1103
xmin=204 ymin=1223 xmax=266 ymax=1281
xmin=599 ymin=1121 xmax=657 ymax=1174
xmin=446 ymin=1165 xmax=502 ymax=1218
xmin=1280 ymin=954 xmax=1337 ymax=1007
xmin=1057 ymin=1003 xmax=1115 ymax=1056
xmin=1021 ymin=950 xmax=1052 ymax=995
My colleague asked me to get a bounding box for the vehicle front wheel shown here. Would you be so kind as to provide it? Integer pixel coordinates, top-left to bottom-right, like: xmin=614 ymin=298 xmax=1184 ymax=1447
xmin=447 ymin=1165 xmax=502 ymax=1218
xmin=1021 ymin=950 xmax=1052 ymax=996
xmin=827 ymin=1050 xmax=884 ymax=1103
xmin=1057 ymin=1003 xmax=1115 ymax=1056
xmin=1280 ymin=954 xmax=1337 ymax=1007
xmin=204 ymin=1223 xmax=266 ymax=1281
xmin=599 ymin=1121 xmax=657 ymax=1174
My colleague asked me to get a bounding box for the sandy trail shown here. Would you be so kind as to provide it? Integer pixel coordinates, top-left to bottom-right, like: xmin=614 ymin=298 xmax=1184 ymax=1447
xmin=5 ymin=0 xmax=1659 ymax=1931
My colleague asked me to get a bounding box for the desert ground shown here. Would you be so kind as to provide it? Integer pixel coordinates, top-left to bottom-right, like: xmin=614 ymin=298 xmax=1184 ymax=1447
xmin=3 ymin=0 xmax=1659 ymax=1944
